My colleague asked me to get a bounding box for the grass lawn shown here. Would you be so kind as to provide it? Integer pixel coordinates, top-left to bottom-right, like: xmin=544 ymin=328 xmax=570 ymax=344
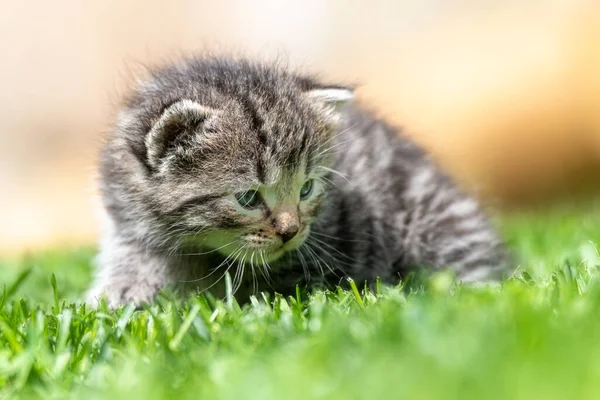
xmin=1 ymin=203 xmax=600 ymax=399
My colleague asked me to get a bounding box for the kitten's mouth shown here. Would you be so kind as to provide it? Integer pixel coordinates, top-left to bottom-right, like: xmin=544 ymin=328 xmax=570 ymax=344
xmin=202 ymin=227 xmax=310 ymax=264
xmin=252 ymin=235 xmax=306 ymax=263
xmin=280 ymin=226 xmax=309 ymax=251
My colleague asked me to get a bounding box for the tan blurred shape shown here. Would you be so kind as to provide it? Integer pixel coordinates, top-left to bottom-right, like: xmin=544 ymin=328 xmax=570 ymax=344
xmin=0 ymin=0 xmax=599 ymax=252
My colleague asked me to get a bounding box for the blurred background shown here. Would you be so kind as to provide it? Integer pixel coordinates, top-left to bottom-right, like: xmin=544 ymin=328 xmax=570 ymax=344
xmin=1 ymin=0 xmax=599 ymax=254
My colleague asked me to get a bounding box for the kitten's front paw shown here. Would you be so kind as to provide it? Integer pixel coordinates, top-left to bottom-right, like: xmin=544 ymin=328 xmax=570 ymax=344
xmin=86 ymin=282 xmax=159 ymax=309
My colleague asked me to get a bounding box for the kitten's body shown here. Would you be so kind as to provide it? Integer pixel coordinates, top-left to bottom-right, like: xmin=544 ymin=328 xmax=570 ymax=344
xmin=88 ymin=56 xmax=508 ymax=306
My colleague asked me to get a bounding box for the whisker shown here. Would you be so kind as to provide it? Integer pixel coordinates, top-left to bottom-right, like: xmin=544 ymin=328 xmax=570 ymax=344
xmin=249 ymin=251 xmax=258 ymax=295
xmin=179 ymin=246 xmax=243 ymax=283
xmin=313 ymin=123 xmax=359 ymax=155
xmin=296 ymin=248 xmax=311 ymax=283
xmin=317 ymin=176 xmax=342 ymax=191
xmin=311 ymin=231 xmax=368 ymax=244
xmin=305 ymin=240 xmax=345 ymax=278
xmin=180 ymin=240 xmax=240 ymax=256
xmin=302 ymin=242 xmax=325 ymax=278
xmin=232 ymin=249 xmax=248 ymax=295
xmin=191 ymin=248 xmax=243 ymax=292
xmin=249 ymin=258 xmax=256 ymax=295
xmin=315 ymin=136 xmax=355 ymax=159
xmin=259 ymin=250 xmax=274 ymax=287
xmin=318 ymin=166 xmax=352 ymax=184
xmin=309 ymin=236 xmax=356 ymax=262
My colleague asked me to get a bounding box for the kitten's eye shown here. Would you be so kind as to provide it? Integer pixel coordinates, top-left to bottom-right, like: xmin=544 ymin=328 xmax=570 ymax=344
xmin=300 ymin=179 xmax=314 ymax=200
xmin=235 ymin=190 xmax=262 ymax=209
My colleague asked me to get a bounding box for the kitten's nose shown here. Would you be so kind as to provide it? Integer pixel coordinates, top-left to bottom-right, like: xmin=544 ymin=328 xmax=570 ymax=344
xmin=279 ymin=225 xmax=299 ymax=243
xmin=273 ymin=211 xmax=300 ymax=244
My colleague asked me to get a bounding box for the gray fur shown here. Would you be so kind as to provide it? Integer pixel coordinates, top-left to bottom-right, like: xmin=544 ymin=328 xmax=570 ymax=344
xmin=87 ymin=56 xmax=510 ymax=307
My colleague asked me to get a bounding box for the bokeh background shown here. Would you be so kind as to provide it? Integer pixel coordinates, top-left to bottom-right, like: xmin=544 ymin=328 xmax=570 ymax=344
xmin=1 ymin=0 xmax=599 ymax=253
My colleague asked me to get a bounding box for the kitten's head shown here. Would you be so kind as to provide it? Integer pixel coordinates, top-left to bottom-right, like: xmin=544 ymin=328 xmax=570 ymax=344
xmin=112 ymin=58 xmax=353 ymax=262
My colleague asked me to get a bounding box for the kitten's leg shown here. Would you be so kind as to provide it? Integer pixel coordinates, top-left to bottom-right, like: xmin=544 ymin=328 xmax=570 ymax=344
xmin=86 ymin=235 xmax=170 ymax=308
xmin=400 ymin=167 xmax=510 ymax=282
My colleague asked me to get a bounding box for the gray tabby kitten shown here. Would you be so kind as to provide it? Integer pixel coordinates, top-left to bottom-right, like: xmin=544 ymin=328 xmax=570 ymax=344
xmin=87 ymin=56 xmax=509 ymax=307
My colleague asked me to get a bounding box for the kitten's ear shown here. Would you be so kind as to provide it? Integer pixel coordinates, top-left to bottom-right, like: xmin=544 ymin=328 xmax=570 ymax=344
xmin=146 ymin=100 xmax=219 ymax=169
xmin=305 ymin=88 xmax=354 ymax=122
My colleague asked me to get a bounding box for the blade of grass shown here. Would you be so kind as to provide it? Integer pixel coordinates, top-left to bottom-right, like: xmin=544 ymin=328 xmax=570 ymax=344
xmin=169 ymin=303 xmax=201 ymax=350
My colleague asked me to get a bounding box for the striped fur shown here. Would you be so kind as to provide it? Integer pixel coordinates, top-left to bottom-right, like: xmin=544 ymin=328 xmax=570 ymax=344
xmin=87 ymin=56 xmax=510 ymax=307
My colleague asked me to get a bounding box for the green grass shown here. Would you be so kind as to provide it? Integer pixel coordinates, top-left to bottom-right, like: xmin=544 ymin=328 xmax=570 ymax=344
xmin=2 ymin=203 xmax=600 ymax=399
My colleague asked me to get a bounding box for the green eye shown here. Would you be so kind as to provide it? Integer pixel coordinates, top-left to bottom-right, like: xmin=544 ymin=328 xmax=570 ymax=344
xmin=235 ymin=190 xmax=262 ymax=209
xmin=300 ymin=179 xmax=314 ymax=200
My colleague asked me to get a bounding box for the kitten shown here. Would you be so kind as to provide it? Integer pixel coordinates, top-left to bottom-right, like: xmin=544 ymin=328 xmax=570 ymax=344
xmin=87 ymin=56 xmax=510 ymax=307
